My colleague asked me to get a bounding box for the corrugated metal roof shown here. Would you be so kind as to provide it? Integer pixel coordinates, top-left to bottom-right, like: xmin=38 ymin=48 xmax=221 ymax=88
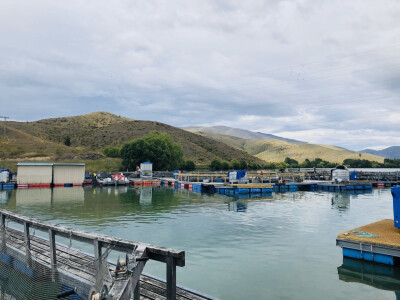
xmin=17 ymin=162 xmax=85 ymax=166
xmin=17 ymin=162 xmax=54 ymax=166
xmin=54 ymin=163 xmax=85 ymax=166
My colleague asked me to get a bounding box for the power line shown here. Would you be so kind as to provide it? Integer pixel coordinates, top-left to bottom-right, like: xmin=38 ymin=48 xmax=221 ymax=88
xmin=0 ymin=116 xmax=9 ymax=140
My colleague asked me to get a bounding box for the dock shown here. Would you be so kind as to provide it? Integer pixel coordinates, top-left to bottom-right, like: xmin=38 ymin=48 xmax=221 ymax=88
xmin=0 ymin=209 xmax=213 ymax=300
xmin=336 ymin=219 xmax=400 ymax=265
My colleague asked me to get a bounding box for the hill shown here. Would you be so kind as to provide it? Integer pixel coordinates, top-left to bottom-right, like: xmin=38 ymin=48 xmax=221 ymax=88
xmin=361 ymin=146 xmax=400 ymax=159
xmin=189 ymin=131 xmax=385 ymax=164
xmin=0 ymin=112 xmax=264 ymax=167
xmin=183 ymin=125 xmax=304 ymax=143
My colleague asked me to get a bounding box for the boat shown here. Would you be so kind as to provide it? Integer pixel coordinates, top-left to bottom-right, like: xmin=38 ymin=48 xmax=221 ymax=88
xmin=97 ymin=177 xmax=115 ymax=186
xmin=111 ymin=173 xmax=130 ymax=185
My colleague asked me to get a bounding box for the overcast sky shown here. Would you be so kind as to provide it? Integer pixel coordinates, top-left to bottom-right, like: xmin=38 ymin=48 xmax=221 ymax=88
xmin=1 ymin=0 xmax=399 ymax=150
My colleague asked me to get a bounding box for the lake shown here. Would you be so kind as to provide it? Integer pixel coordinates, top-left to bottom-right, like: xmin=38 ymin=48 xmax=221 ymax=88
xmin=0 ymin=186 xmax=397 ymax=299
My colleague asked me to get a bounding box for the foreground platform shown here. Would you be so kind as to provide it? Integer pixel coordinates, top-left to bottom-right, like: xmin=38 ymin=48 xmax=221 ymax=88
xmin=337 ymin=219 xmax=400 ymax=265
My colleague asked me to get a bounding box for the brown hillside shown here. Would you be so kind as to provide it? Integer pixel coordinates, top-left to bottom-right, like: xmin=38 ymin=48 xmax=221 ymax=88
xmin=189 ymin=131 xmax=385 ymax=164
xmin=2 ymin=112 xmax=264 ymax=165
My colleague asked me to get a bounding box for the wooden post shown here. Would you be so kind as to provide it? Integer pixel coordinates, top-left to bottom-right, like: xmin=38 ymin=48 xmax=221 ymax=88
xmin=49 ymin=229 xmax=56 ymax=267
xmin=166 ymin=256 xmax=176 ymax=300
xmin=94 ymin=238 xmax=102 ymax=271
xmin=133 ymin=281 xmax=140 ymax=300
xmin=1 ymin=213 xmax=5 ymax=248
xmin=23 ymin=222 xmax=31 ymax=259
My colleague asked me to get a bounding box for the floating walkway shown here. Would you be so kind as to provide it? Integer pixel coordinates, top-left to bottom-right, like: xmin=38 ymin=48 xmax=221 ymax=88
xmin=316 ymin=182 xmax=372 ymax=192
xmin=160 ymin=178 xmax=375 ymax=197
xmin=216 ymin=184 xmax=273 ymax=196
xmin=336 ymin=219 xmax=400 ymax=265
xmin=0 ymin=209 xmax=213 ymax=300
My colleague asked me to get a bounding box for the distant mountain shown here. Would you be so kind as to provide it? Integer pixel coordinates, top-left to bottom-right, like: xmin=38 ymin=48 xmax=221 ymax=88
xmin=187 ymin=130 xmax=385 ymax=164
xmin=183 ymin=125 xmax=305 ymax=144
xmin=361 ymin=146 xmax=400 ymax=159
xmin=2 ymin=112 xmax=265 ymax=166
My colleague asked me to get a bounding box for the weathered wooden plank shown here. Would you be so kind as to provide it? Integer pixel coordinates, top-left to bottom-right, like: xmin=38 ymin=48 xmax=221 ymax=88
xmin=140 ymin=277 xmax=210 ymax=300
xmin=139 ymin=287 xmax=166 ymax=300
xmin=7 ymin=229 xmax=96 ymax=273
xmin=23 ymin=221 xmax=31 ymax=259
xmin=7 ymin=228 xmax=96 ymax=271
xmin=6 ymin=237 xmax=97 ymax=283
xmin=140 ymin=281 xmax=199 ymax=300
xmin=48 ymin=229 xmax=56 ymax=267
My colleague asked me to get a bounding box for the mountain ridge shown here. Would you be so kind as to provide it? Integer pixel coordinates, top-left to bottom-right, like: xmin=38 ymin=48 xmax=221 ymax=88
xmin=183 ymin=125 xmax=305 ymax=144
xmin=186 ymin=127 xmax=385 ymax=163
xmin=361 ymin=146 xmax=400 ymax=159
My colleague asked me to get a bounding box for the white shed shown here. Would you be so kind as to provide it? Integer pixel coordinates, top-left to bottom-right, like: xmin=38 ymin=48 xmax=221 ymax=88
xmin=331 ymin=165 xmax=350 ymax=182
xmin=53 ymin=163 xmax=85 ymax=185
xmin=17 ymin=162 xmax=53 ymax=185
xmin=140 ymin=162 xmax=153 ymax=179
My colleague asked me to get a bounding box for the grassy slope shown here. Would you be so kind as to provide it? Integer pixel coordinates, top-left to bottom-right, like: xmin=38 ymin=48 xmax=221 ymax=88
xmin=191 ymin=132 xmax=385 ymax=163
xmin=1 ymin=112 xmax=264 ymax=167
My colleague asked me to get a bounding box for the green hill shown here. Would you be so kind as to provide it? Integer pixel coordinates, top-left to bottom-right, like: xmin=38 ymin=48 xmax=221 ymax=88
xmin=0 ymin=112 xmax=264 ymax=169
xmin=188 ymin=131 xmax=385 ymax=164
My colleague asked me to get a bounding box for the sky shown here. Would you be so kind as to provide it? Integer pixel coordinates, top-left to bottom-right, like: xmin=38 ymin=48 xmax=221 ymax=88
xmin=0 ymin=0 xmax=399 ymax=151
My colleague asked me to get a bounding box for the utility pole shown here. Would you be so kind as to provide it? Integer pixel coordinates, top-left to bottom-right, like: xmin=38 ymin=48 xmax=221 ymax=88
xmin=0 ymin=116 xmax=9 ymax=140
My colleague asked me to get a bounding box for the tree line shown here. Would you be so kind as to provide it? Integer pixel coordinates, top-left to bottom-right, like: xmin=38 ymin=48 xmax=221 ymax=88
xmin=103 ymin=131 xmax=400 ymax=171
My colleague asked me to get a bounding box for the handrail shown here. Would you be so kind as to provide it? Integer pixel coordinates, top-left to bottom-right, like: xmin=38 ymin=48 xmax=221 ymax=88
xmin=0 ymin=208 xmax=184 ymax=300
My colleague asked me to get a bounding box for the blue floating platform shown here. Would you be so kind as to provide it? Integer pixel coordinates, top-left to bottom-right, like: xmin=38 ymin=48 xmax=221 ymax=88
xmin=342 ymin=248 xmax=394 ymax=265
xmin=337 ymin=219 xmax=400 ymax=266
xmin=2 ymin=184 xmax=15 ymax=190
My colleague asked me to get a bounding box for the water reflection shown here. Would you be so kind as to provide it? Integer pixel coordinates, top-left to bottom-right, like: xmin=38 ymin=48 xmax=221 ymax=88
xmin=331 ymin=193 xmax=351 ymax=211
xmin=0 ymin=191 xmax=12 ymax=205
xmin=16 ymin=188 xmax=84 ymax=206
xmin=228 ymin=200 xmax=248 ymax=212
xmin=338 ymin=257 xmax=400 ymax=297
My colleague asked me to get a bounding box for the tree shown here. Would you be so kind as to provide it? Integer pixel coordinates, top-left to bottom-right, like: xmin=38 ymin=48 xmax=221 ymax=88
xmin=64 ymin=136 xmax=71 ymax=146
xmin=231 ymin=159 xmax=240 ymax=170
xmin=284 ymin=157 xmax=299 ymax=167
xmin=121 ymin=131 xmax=184 ymax=171
xmin=183 ymin=160 xmax=196 ymax=171
xmin=239 ymin=159 xmax=247 ymax=170
xmin=249 ymin=162 xmax=260 ymax=170
xmin=221 ymin=161 xmax=230 ymax=170
xmin=104 ymin=146 xmax=122 ymax=158
xmin=210 ymin=159 xmax=222 ymax=171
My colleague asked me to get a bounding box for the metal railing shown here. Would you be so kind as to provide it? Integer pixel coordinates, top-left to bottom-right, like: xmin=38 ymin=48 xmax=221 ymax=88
xmin=0 ymin=209 xmax=184 ymax=300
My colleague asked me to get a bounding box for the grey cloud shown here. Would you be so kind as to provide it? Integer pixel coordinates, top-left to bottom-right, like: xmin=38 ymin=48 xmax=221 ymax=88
xmin=1 ymin=0 xmax=400 ymax=149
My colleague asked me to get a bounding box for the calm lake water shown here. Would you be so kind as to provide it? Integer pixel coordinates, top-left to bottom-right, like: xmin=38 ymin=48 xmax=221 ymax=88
xmin=0 ymin=186 xmax=397 ymax=299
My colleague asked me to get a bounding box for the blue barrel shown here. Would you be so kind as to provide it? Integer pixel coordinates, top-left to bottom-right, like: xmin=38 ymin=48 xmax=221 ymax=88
xmin=392 ymin=186 xmax=400 ymax=229
xmin=350 ymin=171 xmax=358 ymax=180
